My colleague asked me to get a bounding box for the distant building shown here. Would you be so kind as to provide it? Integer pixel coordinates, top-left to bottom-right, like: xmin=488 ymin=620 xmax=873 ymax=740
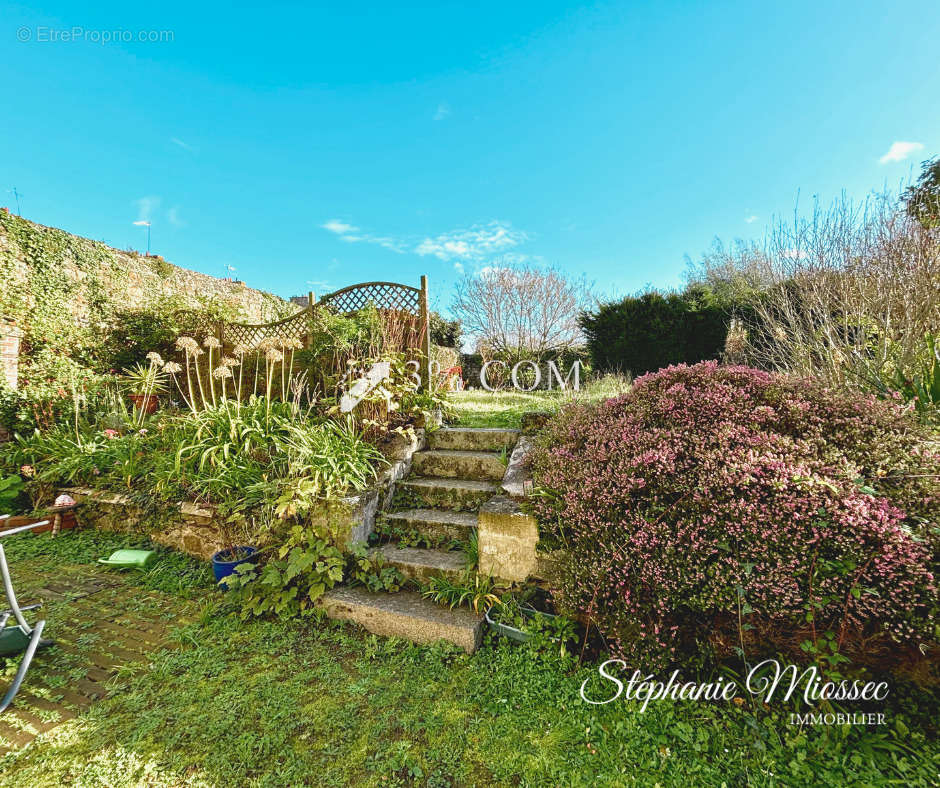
xmin=288 ymin=295 xmax=310 ymax=307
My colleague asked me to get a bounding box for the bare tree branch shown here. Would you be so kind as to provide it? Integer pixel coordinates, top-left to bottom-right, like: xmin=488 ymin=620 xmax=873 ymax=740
xmin=451 ymin=261 xmax=593 ymax=361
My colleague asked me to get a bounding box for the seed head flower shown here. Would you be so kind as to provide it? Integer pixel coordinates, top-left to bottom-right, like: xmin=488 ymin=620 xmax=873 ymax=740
xmin=219 ymin=356 xmax=238 ymax=368
xmin=146 ymin=352 xmax=164 ymax=365
xmin=162 ymin=361 xmax=182 ymax=374
xmin=175 ymin=336 xmax=199 ymax=353
xmin=212 ymin=365 xmax=233 ymax=380
xmin=203 ymin=336 xmax=222 ymax=349
xmin=265 ymin=348 xmax=284 ymax=363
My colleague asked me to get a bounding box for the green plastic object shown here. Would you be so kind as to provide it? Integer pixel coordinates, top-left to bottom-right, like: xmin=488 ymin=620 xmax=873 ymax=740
xmin=0 ymin=625 xmax=31 ymax=657
xmin=97 ymin=549 xmax=156 ymax=569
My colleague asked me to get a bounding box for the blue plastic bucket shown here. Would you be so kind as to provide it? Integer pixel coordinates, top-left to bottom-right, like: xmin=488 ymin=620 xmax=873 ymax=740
xmin=211 ymin=546 xmax=258 ymax=588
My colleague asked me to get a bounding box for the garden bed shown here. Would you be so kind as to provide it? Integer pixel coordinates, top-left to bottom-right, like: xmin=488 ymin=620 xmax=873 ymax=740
xmin=59 ymin=428 xmax=425 ymax=560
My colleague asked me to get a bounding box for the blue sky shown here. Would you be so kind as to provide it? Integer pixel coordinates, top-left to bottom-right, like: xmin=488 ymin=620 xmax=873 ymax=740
xmin=2 ymin=1 xmax=938 ymax=314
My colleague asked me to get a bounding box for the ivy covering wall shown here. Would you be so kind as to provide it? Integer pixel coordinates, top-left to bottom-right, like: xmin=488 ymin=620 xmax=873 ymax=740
xmin=0 ymin=210 xmax=287 ymax=427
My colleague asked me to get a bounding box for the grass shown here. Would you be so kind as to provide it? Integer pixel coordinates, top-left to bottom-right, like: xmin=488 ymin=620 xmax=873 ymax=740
xmin=0 ymin=530 xmax=937 ymax=787
xmin=449 ymin=374 xmax=632 ymax=429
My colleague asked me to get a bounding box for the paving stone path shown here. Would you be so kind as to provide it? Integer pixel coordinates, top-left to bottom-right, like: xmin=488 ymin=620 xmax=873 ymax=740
xmin=0 ymin=563 xmax=190 ymax=754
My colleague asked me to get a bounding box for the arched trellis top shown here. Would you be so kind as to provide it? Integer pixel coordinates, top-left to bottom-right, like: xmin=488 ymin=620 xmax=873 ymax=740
xmin=218 ymin=276 xmax=431 ymax=388
xmin=319 ymin=281 xmax=421 ymax=316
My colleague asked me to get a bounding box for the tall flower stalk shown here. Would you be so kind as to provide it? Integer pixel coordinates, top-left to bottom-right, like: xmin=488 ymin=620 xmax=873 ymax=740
xmin=174 ymin=337 xmax=201 ymax=413
xmin=204 ymin=336 xmax=221 ymax=405
xmin=264 ymin=347 xmax=284 ymax=427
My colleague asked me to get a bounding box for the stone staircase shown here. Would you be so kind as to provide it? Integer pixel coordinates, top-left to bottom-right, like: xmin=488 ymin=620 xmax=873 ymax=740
xmin=319 ymin=427 xmax=520 ymax=652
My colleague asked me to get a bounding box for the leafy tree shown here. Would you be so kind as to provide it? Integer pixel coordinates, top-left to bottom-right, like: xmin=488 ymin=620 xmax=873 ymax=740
xmin=904 ymin=156 xmax=940 ymax=229
xmin=429 ymin=311 xmax=462 ymax=348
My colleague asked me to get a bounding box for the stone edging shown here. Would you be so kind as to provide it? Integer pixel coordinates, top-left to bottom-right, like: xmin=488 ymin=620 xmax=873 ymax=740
xmin=61 ymin=428 xmax=428 ymax=561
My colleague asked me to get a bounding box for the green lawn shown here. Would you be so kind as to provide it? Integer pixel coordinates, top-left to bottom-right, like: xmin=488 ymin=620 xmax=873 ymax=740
xmin=0 ymin=530 xmax=936 ymax=787
xmin=448 ymin=374 xmax=633 ymax=428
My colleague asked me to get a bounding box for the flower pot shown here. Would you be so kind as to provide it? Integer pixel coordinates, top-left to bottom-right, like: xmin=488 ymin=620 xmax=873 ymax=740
xmin=211 ymin=546 xmax=258 ymax=588
xmin=128 ymin=393 xmax=159 ymax=414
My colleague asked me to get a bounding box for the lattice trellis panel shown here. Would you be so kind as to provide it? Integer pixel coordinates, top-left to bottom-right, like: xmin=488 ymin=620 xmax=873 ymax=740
xmin=222 ymin=310 xmax=311 ymax=349
xmin=214 ymin=280 xmax=428 ymax=392
xmin=319 ymin=282 xmax=420 ymax=315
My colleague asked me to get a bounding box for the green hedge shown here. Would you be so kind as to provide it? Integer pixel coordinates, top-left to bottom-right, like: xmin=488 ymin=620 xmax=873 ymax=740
xmin=580 ymin=288 xmax=729 ymax=376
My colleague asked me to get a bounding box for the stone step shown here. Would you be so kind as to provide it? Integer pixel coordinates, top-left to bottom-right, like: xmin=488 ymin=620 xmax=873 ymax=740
xmin=412 ymin=449 xmax=507 ymax=482
xmin=371 ymin=544 xmax=467 ymax=582
xmin=428 ymin=427 xmax=521 ymax=452
xmin=400 ymin=477 xmax=498 ymax=511
xmin=382 ymin=508 xmax=477 ymax=543
xmin=319 ymin=587 xmax=483 ymax=653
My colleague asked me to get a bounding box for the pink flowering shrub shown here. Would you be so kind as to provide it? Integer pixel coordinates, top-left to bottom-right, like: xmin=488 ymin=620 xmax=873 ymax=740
xmin=529 ymin=362 xmax=938 ymax=671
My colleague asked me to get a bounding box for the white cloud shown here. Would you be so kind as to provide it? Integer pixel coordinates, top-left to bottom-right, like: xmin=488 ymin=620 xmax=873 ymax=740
xmin=745 ymin=214 xmax=758 ymax=224
xmin=879 ymin=141 xmax=924 ymax=164
xmin=415 ymin=221 xmax=528 ymax=261
xmin=322 ymin=219 xmax=359 ymax=235
xmin=453 ymin=262 xmax=464 ymax=274
xmin=434 ymin=103 xmax=451 ymax=121
xmin=167 ymin=206 xmax=185 ymax=228
xmin=171 ymin=137 xmax=194 ymax=151
xmin=135 ymin=195 xmax=160 ymax=222
xmin=476 ymin=265 xmax=501 ymax=278
xmin=320 ymin=217 xmax=526 ymax=262
xmin=782 ymin=248 xmax=808 ymax=260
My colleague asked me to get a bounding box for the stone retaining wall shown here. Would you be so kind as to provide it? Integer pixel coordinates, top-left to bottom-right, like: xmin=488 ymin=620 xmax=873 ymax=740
xmin=61 ymin=429 xmax=427 ymax=561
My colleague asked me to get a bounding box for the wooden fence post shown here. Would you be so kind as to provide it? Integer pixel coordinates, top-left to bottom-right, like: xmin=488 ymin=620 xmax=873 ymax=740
xmin=304 ymin=290 xmax=316 ymax=349
xmin=419 ymin=275 xmax=431 ymax=391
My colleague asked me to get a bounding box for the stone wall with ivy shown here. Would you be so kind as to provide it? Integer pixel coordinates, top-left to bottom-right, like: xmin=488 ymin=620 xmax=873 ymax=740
xmin=0 ymin=209 xmax=287 ymax=395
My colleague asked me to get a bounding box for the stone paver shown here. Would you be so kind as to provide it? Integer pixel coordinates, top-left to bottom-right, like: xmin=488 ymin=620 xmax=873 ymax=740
xmin=0 ymin=563 xmax=189 ymax=754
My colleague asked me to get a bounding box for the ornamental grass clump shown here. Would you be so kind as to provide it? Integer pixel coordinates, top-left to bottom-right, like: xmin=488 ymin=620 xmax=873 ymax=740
xmin=529 ymin=362 xmax=938 ymax=675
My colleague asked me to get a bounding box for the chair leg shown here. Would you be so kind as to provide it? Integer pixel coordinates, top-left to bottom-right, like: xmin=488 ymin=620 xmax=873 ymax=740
xmin=0 ymin=619 xmax=46 ymax=714
xmin=0 ymin=546 xmax=32 ymax=635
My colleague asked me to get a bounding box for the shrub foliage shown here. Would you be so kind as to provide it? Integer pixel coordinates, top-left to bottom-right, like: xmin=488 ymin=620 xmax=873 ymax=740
xmin=580 ymin=287 xmax=729 ymax=377
xmin=529 ymin=362 xmax=938 ymax=672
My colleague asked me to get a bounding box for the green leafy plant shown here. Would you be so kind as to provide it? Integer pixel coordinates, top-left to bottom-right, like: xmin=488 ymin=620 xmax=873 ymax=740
xmin=0 ymin=473 xmax=26 ymax=513
xmin=347 ymin=543 xmax=405 ymax=593
xmin=121 ymin=360 xmax=169 ymax=398
xmin=225 ymin=523 xmax=345 ymax=618
xmin=462 ymin=531 xmax=480 ymax=570
xmin=421 ymin=572 xmax=501 ymax=613
xmin=870 ymin=334 xmax=940 ymax=422
xmin=488 ymin=596 xmax=577 ymax=657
